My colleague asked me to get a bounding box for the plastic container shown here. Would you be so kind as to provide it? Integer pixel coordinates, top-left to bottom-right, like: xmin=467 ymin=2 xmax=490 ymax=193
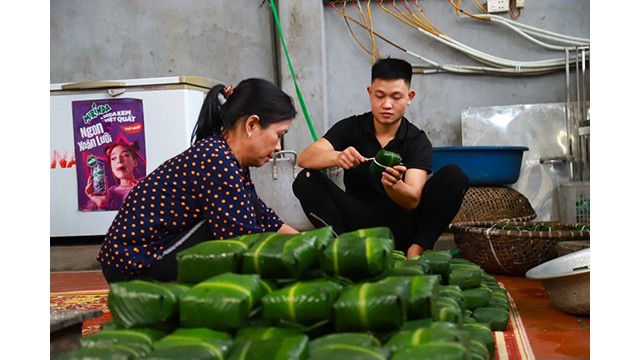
xmin=558 ymin=181 xmax=590 ymax=223
xmin=432 ymin=146 xmax=528 ymax=185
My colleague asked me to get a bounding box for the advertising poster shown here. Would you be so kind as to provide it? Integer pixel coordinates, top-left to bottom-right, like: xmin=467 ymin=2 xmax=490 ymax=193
xmin=72 ymin=98 xmax=147 ymax=211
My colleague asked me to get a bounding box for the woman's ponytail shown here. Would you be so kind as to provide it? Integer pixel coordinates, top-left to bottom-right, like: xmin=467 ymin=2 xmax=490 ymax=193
xmin=191 ymin=84 xmax=227 ymax=144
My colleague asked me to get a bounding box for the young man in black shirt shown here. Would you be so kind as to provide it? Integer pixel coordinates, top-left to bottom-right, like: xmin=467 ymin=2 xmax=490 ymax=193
xmin=293 ymin=57 xmax=469 ymax=257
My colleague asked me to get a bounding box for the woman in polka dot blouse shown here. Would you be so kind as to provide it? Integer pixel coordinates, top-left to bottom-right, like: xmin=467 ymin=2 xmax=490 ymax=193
xmin=98 ymin=78 xmax=300 ymax=283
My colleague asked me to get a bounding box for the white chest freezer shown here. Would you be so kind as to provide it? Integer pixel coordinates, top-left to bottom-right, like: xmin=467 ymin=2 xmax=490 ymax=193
xmin=50 ymin=76 xmax=222 ymax=238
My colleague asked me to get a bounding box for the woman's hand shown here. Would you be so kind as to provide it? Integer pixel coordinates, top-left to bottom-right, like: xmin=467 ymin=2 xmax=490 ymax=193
xmin=277 ymin=223 xmax=300 ymax=234
xmin=85 ymin=177 xmax=107 ymax=209
xmin=407 ymin=243 xmax=425 ymax=258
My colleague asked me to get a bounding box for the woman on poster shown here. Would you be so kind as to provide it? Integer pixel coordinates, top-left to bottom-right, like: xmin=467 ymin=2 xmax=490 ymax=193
xmin=84 ymin=139 xmax=144 ymax=211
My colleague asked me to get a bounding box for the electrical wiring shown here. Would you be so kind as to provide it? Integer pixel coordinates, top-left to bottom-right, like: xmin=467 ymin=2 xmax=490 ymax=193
xmin=336 ymin=1 xmax=382 ymax=60
xmin=411 ymin=0 xmax=444 ymax=36
xmin=509 ymin=0 xmax=522 ymax=20
xmin=447 ymin=0 xmax=491 ymax=21
xmin=328 ymin=0 xmax=589 ymax=76
xmin=472 ymin=0 xmax=489 ymax=14
xmin=378 ymin=1 xmax=424 ymax=33
xmin=365 ymin=0 xmax=380 ymax=63
xmin=478 ymin=14 xmax=589 ymax=45
xmin=394 ymin=0 xmax=439 ymax=35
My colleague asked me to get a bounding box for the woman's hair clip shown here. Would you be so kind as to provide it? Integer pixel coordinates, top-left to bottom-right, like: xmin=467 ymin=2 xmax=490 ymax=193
xmin=222 ymin=84 xmax=234 ymax=99
xmin=217 ymin=84 xmax=234 ymax=105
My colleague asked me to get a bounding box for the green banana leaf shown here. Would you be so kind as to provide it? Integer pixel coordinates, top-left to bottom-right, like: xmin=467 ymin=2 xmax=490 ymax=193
xmin=333 ymin=281 xmax=407 ymax=333
xmin=418 ymin=250 xmax=452 ymax=276
xmin=321 ymin=236 xmax=394 ymax=283
xmin=153 ymin=328 xmax=232 ymax=349
xmin=56 ymin=343 xmax=142 ymax=360
xmin=462 ymin=285 xmax=493 ymax=310
xmin=388 ymin=259 xmax=430 ymax=276
xmin=310 ymin=343 xmax=390 ymax=360
xmin=309 ymin=332 xmax=382 ymax=353
xmin=448 ymin=268 xmax=484 ymax=290
xmin=302 ymin=226 xmax=335 ymax=252
xmin=384 ymin=275 xmax=441 ymax=320
xmin=179 ymin=273 xmax=263 ymax=331
xmin=234 ymin=326 xmax=304 ymax=341
xmin=435 ymin=285 xmax=466 ymax=311
xmin=463 ymin=323 xmax=495 ymax=359
xmin=469 ymin=339 xmax=491 ymax=360
xmin=370 ymin=149 xmax=403 ymax=175
xmin=384 ymin=327 xmax=459 ymax=353
xmin=261 ymin=279 xmax=342 ymax=327
xmin=79 ymin=328 xmax=166 ymax=356
xmin=338 ymin=227 xmax=394 ymax=241
xmin=391 ymin=341 xmax=469 ymax=360
xmin=432 ymin=296 xmax=464 ymax=325
xmin=145 ymin=341 xmax=228 ymax=360
xmin=108 ymin=280 xmax=191 ymax=329
xmin=472 ymin=307 xmax=509 ymax=331
xmin=176 ymin=240 xmax=249 ymax=284
xmin=242 ymin=232 xmax=319 ymax=280
xmin=227 ymin=334 xmax=309 ymax=360
xmin=486 ymin=288 xmax=510 ymax=311
xmin=260 ymin=278 xmax=280 ymax=294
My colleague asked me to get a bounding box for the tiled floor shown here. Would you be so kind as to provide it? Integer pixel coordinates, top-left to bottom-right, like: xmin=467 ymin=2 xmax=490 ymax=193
xmin=49 ymin=270 xmax=590 ymax=359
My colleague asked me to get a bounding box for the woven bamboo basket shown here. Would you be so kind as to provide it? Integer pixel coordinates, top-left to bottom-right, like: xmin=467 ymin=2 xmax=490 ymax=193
xmin=449 ymin=221 xmax=590 ymax=276
xmin=452 ymin=186 xmax=537 ymax=224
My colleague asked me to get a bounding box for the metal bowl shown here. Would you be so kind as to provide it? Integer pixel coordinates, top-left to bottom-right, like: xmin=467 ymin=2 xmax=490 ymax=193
xmin=525 ymin=248 xmax=590 ymax=315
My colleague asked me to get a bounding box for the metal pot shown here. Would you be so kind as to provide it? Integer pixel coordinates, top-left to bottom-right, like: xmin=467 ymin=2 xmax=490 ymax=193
xmin=250 ymin=150 xmax=314 ymax=231
xmin=526 ymin=248 xmax=590 ymax=315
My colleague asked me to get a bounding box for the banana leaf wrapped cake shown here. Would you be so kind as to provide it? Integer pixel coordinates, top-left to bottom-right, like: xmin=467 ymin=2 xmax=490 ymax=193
xmin=78 ymin=328 xmax=166 ymax=358
xmin=333 ymin=280 xmax=407 ymax=333
xmin=261 ymin=279 xmax=343 ymax=329
xmin=229 ymin=328 xmax=310 ymax=360
xmin=242 ymin=231 xmax=321 ymax=280
xmin=60 ymin=225 xmax=517 ymax=360
xmin=322 ymin=228 xmax=395 ymax=283
xmin=179 ymin=273 xmax=263 ymax=331
xmin=176 ymin=239 xmax=252 ymax=284
xmin=108 ymin=280 xmax=191 ymax=329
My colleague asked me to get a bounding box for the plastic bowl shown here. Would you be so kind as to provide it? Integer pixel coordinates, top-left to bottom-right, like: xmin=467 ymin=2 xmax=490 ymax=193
xmin=525 ymin=248 xmax=590 ymax=315
xmin=432 ymin=146 xmax=528 ymax=185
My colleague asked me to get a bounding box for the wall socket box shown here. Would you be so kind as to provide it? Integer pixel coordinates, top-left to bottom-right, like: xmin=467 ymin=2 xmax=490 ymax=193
xmin=487 ymin=0 xmax=509 ymax=13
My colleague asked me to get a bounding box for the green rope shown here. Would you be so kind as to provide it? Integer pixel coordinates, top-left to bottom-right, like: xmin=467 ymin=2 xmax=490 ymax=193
xmin=269 ymin=0 xmax=319 ymax=142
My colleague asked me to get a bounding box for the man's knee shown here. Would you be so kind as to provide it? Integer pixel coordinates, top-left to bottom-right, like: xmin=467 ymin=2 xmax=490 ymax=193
xmin=436 ymin=164 xmax=469 ymax=191
xmin=292 ymin=168 xmax=321 ymax=196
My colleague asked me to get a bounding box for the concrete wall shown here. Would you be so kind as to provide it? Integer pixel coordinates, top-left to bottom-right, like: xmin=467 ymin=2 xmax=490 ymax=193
xmin=51 ymin=0 xmax=278 ymax=84
xmin=51 ymin=0 xmax=589 ymax=156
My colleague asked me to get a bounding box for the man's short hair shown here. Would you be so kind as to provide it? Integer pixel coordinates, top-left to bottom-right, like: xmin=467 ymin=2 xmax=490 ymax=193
xmin=371 ymin=57 xmax=412 ymax=86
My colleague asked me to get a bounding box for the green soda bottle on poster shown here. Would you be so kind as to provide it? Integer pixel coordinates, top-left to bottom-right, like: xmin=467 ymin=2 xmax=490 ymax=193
xmin=87 ymin=155 xmax=107 ymax=195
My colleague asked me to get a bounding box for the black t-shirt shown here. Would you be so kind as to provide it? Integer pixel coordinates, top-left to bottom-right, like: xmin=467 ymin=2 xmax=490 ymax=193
xmin=323 ymin=112 xmax=433 ymax=201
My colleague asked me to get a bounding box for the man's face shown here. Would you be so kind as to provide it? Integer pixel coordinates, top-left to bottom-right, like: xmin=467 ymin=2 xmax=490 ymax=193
xmin=368 ymin=78 xmax=415 ymax=126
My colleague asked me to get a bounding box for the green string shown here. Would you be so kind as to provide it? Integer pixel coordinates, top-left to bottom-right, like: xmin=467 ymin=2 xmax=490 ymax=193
xmin=269 ymin=0 xmax=319 ymax=142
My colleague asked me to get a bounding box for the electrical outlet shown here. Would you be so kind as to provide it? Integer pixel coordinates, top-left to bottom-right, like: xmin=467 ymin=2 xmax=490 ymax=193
xmin=487 ymin=0 xmax=509 ymax=13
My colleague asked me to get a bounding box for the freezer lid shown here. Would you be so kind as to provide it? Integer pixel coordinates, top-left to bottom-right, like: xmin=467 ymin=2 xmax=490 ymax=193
xmin=50 ymin=75 xmax=223 ymax=92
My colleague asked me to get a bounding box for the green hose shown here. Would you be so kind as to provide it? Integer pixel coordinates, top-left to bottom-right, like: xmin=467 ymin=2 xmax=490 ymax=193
xmin=269 ymin=0 xmax=319 ymax=142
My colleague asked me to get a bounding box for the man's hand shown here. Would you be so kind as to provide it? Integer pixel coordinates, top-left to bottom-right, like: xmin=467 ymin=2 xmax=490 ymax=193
xmin=336 ymin=146 xmax=367 ymax=170
xmin=381 ymin=165 xmax=406 ymax=188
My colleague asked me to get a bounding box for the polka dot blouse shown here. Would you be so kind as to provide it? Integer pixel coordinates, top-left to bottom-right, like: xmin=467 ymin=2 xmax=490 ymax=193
xmin=97 ymin=134 xmax=284 ymax=275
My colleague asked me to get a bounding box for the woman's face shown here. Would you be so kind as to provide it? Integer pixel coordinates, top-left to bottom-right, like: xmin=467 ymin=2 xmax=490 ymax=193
xmin=109 ymin=145 xmax=137 ymax=181
xmin=247 ymin=119 xmax=292 ymax=167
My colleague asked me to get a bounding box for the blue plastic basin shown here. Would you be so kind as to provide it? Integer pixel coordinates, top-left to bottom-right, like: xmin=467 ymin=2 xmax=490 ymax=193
xmin=432 ymin=146 xmax=529 ymax=185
